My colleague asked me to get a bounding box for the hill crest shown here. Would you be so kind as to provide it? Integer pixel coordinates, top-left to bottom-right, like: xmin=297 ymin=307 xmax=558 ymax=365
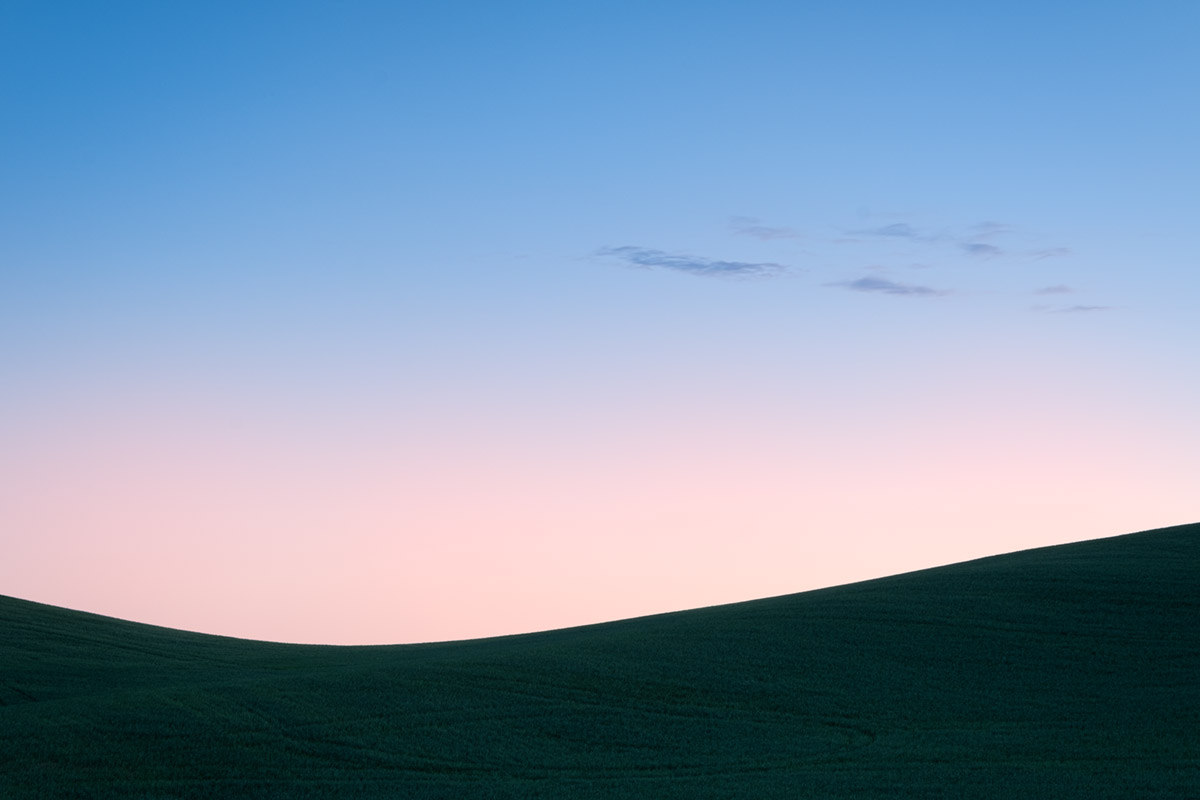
xmin=2 ymin=521 xmax=1197 ymax=798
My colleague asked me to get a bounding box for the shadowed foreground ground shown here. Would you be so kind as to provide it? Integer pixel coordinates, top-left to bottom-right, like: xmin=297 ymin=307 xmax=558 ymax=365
xmin=2 ymin=523 xmax=1198 ymax=798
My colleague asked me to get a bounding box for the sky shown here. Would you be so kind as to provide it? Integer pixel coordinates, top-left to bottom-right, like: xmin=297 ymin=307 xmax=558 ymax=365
xmin=2 ymin=1 xmax=1197 ymax=645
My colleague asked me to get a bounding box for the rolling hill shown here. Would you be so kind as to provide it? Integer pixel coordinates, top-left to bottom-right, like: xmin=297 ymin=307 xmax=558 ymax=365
xmin=2 ymin=522 xmax=1197 ymax=798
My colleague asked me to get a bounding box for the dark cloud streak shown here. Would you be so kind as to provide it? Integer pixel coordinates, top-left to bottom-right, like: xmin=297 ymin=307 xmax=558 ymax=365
xmin=1055 ymin=304 xmax=1111 ymax=313
xmin=848 ymin=223 xmax=923 ymax=239
xmin=1033 ymin=304 xmax=1112 ymax=313
xmin=1029 ymin=247 xmax=1071 ymax=260
xmin=829 ymin=276 xmax=945 ymax=297
xmin=970 ymin=221 xmax=1013 ymax=237
xmin=729 ymin=216 xmax=801 ymax=240
xmin=961 ymin=242 xmax=1002 ymax=257
xmin=598 ymin=246 xmax=788 ymax=278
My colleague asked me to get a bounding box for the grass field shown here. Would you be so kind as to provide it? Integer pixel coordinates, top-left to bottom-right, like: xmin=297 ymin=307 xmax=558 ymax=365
xmin=2 ymin=522 xmax=1197 ymax=798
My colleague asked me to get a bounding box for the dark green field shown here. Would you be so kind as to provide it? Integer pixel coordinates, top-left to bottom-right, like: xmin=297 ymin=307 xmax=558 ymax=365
xmin=2 ymin=523 xmax=1197 ymax=798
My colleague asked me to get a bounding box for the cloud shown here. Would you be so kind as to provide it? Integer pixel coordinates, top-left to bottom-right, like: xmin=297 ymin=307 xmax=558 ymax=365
xmin=729 ymin=216 xmax=801 ymax=241
xmin=829 ymin=276 xmax=945 ymax=296
xmin=836 ymin=217 xmax=1069 ymax=272
xmin=1033 ymin=304 xmax=1112 ymax=313
xmin=1034 ymin=284 xmax=1073 ymax=295
xmin=969 ymin=221 xmax=1013 ymax=238
xmin=849 ymin=222 xmax=922 ymax=239
xmin=1028 ymin=247 xmax=1071 ymax=260
xmin=961 ymin=242 xmax=1002 ymax=257
xmin=598 ymin=246 xmax=787 ymax=278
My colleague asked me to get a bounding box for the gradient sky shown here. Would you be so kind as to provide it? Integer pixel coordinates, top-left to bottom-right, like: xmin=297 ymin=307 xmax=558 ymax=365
xmin=2 ymin=1 xmax=1197 ymax=644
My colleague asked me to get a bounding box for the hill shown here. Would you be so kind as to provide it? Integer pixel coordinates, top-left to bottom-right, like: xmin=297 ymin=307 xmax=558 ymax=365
xmin=2 ymin=523 xmax=1198 ymax=798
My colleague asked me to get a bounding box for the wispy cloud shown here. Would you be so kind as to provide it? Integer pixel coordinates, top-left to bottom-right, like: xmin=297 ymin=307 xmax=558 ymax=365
xmin=729 ymin=216 xmax=801 ymax=241
xmin=842 ymin=219 xmax=1019 ymax=251
xmin=841 ymin=218 xmax=1071 ymax=267
xmin=1028 ymin=247 xmax=1071 ymax=260
xmin=961 ymin=242 xmax=1003 ymax=257
xmin=1056 ymin=305 xmax=1110 ymax=313
xmin=848 ymin=222 xmax=924 ymax=240
xmin=957 ymin=221 xmax=1012 ymax=257
xmin=1034 ymin=284 xmax=1073 ymax=295
xmin=1034 ymin=304 xmax=1112 ymax=313
xmin=968 ymin=221 xmax=1013 ymax=239
xmin=829 ymin=276 xmax=946 ymax=297
xmin=836 ymin=215 xmax=1070 ymax=261
xmin=598 ymin=246 xmax=787 ymax=278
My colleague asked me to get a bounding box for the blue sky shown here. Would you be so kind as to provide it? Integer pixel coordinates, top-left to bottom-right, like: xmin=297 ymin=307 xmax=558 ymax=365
xmin=2 ymin=1 xmax=1197 ymax=642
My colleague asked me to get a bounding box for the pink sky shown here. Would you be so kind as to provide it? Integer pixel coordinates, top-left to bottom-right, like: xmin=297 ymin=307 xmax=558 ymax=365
xmin=4 ymin=342 xmax=1195 ymax=644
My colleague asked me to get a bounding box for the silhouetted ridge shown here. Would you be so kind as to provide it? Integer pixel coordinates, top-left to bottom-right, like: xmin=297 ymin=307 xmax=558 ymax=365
xmin=2 ymin=522 xmax=1197 ymax=799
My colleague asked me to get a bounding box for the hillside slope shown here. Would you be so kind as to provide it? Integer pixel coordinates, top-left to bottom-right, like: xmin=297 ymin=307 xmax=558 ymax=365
xmin=2 ymin=523 xmax=1198 ymax=798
